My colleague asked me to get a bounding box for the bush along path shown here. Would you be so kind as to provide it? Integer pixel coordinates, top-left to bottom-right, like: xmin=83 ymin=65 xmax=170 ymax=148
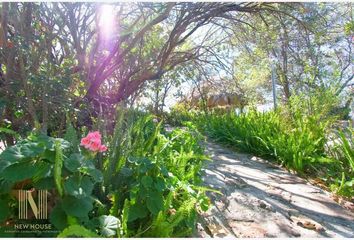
xmin=195 ymin=140 xmax=354 ymax=238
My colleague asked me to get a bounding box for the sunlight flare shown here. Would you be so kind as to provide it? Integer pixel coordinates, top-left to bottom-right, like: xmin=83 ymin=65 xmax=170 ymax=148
xmin=98 ymin=4 xmax=116 ymax=39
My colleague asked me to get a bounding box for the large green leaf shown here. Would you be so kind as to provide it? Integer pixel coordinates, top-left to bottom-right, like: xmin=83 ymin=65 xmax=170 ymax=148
xmin=42 ymin=149 xmax=56 ymax=162
xmin=98 ymin=215 xmax=120 ymax=237
xmin=0 ymin=160 xmax=12 ymax=173
xmin=64 ymin=154 xmax=103 ymax=182
xmin=0 ymin=145 xmax=26 ymax=162
xmin=86 ymin=168 xmax=103 ymax=183
xmin=146 ymin=190 xmax=164 ymax=215
xmin=64 ymin=153 xmax=84 ymax=172
xmin=33 ymin=177 xmax=55 ymax=189
xmin=0 ymin=141 xmax=44 ymax=163
xmin=62 ymin=196 xmax=93 ymax=218
xmin=0 ymin=199 xmax=10 ymax=223
xmin=141 ymin=175 xmax=153 ymax=188
xmin=0 ymin=180 xmax=13 ymax=194
xmin=128 ymin=203 xmax=149 ymax=222
xmin=64 ymin=175 xmax=94 ymax=198
xmin=154 ymin=177 xmax=166 ymax=192
xmin=21 ymin=142 xmax=45 ymax=158
xmin=32 ymin=135 xmax=70 ymax=151
xmin=80 ymin=159 xmax=103 ymax=183
xmin=49 ymin=203 xmax=68 ymax=230
xmin=0 ymin=161 xmax=50 ymax=182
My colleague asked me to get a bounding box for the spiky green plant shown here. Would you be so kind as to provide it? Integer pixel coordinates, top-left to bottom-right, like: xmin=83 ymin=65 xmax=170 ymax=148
xmin=54 ymin=140 xmax=64 ymax=197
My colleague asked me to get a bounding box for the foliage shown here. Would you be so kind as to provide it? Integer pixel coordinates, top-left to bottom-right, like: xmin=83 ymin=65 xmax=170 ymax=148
xmin=165 ymin=103 xmax=195 ymax=126
xmin=192 ymin=110 xmax=354 ymax=199
xmin=0 ymin=109 xmax=210 ymax=237
xmin=1 ymin=2 xmax=353 ymax=237
xmin=0 ymin=131 xmax=109 ymax=236
xmin=102 ymin=110 xmax=210 ymax=237
xmin=328 ymin=128 xmax=354 ymax=197
xmin=284 ymin=87 xmax=342 ymax=122
xmin=54 ymin=140 xmax=64 ymax=197
xmin=0 ymin=2 xmax=275 ymax=143
xmin=195 ymin=109 xmax=328 ymax=173
xmin=228 ymin=3 xmax=353 ymax=105
xmin=57 ymin=225 xmax=99 ymax=237
xmin=167 ymin=90 xmax=353 ymax=198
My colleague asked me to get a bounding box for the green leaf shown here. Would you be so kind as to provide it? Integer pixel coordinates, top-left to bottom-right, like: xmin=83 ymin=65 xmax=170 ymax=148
xmin=0 ymin=161 xmax=50 ymax=182
xmin=345 ymin=179 xmax=354 ymax=187
xmin=81 ymin=158 xmax=96 ymax=169
xmin=86 ymin=168 xmax=103 ymax=183
xmin=33 ymin=135 xmax=70 ymax=151
xmin=0 ymin=180 xmax=13 ymax=194
xmin=42 ymin=149 xmax=55 ymax=162
xmin=119 ymin=167 xmax=133 ymax=177
xmin=64 ymin=153 xmax=84 ymax=172
xmin=128 ymin=203 xmax=148 ymax=222
xmin=141 ymin=175 xmax=153 ymax=188
xmin=98 ymin=215 xmax=120 ymax=237
xmin=198 ymin=194 xmax=210 ymax=211
xmin=67 ymin=215 xmax=79 ymax=225
xmin=21 ymin=142 xmax=45 ymax=158
xmin=49 ymin=203 xmax=68 ymax=230
xmin=62 ymin=196 xmax=93 ymax=218
xmin=0 ymin=199 xmax=10 ymax=223
xmin=146 ymin=190 xmax=164 ymax=214
xmin=78 ymin=159 xmax=103 ymax=182
xmin=0 ymin=160 xmax=12 ymax=173
xmin=154 ymin=177 xmax=166 ymax=192
xmin=58 ymin=225 xmax=98 ymax=237
xmin=0 ymin=128 xmax=19 ymax=138
xmin=0 ymin=145 xmax=26 ymax=162
xmin=64 ymin=175 xmax=94 ymax=198
xmin=33 ymin=177 xmax=55 ymax=189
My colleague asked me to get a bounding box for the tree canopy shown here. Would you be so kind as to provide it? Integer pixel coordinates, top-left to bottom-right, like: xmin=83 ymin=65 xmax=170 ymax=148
xmin=0 ymin=2 xmax=353 ymax=136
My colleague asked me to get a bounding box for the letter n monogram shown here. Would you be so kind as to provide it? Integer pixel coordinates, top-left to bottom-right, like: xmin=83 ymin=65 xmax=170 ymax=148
xmin=18 ymin=190 xmax=48 ymax=219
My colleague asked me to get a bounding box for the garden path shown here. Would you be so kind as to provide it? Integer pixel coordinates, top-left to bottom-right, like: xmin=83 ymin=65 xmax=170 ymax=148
xmin=195 ymin=140 xmax=354 ymax=238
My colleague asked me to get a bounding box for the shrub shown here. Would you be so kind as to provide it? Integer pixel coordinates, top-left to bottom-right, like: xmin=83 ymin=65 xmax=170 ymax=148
xmin=0 ymin=112 xmax=210 ymax=237
xmin=327 ymin=128 xmax=354 ymax=197
xmin=195 ymin=110 xmax=328 ymax=173
xmin=103 ymin=110 xmax=210 ymax=237
xmin=165 ymin=103 xmax=195 ymax=126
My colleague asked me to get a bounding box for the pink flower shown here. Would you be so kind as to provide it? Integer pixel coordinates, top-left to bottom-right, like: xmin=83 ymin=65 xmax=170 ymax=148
xmin=87 ymin=131 xmax=101 ymax=139
xmin=80 ymin=131 xmax=107 ymax=153
xmin=99 ymin=145 xmax=108 ymax=152
xmin=80 ymin=137 xmax=90 ymax=146
xmin=89 ymin=141 xmax=101 ymax=152
xmin=91 ymin=136 xmax=101 ymax=145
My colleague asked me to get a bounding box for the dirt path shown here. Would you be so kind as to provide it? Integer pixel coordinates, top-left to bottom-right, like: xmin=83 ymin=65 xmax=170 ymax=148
xmin=195 ymin=140 xmax=354 ymax=238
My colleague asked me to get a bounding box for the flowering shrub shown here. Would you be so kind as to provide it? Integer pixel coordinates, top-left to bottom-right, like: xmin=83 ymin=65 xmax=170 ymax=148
xmin=0 ymin=116 xmax=210 ymax=237
xmin=0 ymin=133 xmax=113 ymax=237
